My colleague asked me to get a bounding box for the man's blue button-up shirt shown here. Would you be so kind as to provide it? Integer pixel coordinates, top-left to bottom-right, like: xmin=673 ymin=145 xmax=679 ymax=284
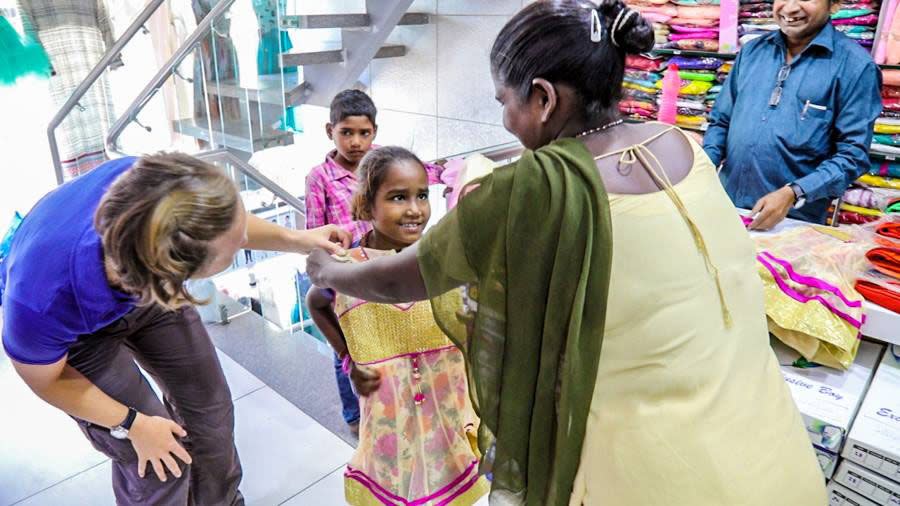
xmin=704 ymin=23 xmax=882 ymax=223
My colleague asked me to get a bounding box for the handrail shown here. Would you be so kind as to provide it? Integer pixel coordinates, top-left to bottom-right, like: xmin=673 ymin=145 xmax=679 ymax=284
xmin=48 ymin=0 xmax=166 ymax=185
xmin=107 ymin=0 xmax=238 ymax=156
xmin=195 ymin=148 xmax=306 ymax=213
xmin=443 ymin=140 xmax=524 ymax=163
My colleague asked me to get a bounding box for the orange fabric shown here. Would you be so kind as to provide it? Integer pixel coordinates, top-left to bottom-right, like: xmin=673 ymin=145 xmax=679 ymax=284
xmin=866 ymin=247 xmax=900 ymax=279
xmin=855 ymin=279 xmax=900 ymax=313
xmin=876 ymin=221 xmax=900 ymax=241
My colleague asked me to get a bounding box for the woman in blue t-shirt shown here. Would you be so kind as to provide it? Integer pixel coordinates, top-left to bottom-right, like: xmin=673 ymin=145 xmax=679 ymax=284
xmin=0 ymin=152 xmax=349 ymax=505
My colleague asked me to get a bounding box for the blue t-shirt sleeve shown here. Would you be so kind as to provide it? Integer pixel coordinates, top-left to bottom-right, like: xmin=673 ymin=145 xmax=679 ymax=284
xmin=2 ymin=297 xmax=76 ymax=365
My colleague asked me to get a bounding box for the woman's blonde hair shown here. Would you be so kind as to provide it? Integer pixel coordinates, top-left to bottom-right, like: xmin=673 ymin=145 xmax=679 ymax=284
xmin=95 ymin=152 xmax=239 ymax=309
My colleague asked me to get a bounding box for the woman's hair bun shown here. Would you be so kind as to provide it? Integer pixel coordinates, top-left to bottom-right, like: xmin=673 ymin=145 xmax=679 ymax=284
xmin=597 ymin=0 xmax=655 ymax=54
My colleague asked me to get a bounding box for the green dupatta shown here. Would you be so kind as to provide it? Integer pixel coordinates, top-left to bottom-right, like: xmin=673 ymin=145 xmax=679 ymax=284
xmin=417 ymin=138 xmax=613 ymax=505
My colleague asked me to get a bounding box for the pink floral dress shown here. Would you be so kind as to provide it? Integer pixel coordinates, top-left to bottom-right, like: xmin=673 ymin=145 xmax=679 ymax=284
xmin=336 ymin=248 xmax=488 ymax=506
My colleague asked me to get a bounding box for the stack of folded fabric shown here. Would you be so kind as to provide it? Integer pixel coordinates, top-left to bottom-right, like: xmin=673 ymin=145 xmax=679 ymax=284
xmin=871 ymin=85 xmax=900 ymax=157
xmin=858 ymin=70 xmax=900 ymax=205
xmin=855 ymin=219 xmax=900 ymax=313
xmin=831 ymin=0 xmax=880 ymax=51
xmin=666 ymin=4 xmax=722 ymax=51
xmin=655 ymin=55 xmax=724 ymax=129
xmin=629 ymin=1 xmax=678 ymax=48
xmin=738 ymin=0 xmax=777 ymax=46
xmin=833 ymin=186 xmax=896 ymax=224
xmin=873 ymin=0 xmax=900 ymax=63
xmin=621 ymin=54 xmax=667 ymax=120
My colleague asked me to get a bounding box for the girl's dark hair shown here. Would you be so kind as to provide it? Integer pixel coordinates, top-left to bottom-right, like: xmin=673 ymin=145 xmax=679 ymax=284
xmin=352 ymin=146 xmax=425 ymax=221
xmin=491 ymin=0 xmax=654 ymax=120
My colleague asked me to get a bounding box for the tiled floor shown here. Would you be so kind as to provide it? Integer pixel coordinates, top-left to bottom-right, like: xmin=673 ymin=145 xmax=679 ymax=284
xmin=0 ymin=347 xmax=357 ymax=506
xmin=1 ymin=346 xmax=490 ymax=506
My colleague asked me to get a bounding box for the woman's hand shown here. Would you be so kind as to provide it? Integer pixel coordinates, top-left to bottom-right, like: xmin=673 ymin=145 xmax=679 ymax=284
xmin=298 ymin=225 xmax=351 ymax=255
xmin=128 ymin=413 xmax=193 ymax=482
xmin=350 ymin=363 xmax=382 ymax=396
xmin=306 ymin=248 xmax=344 ymax=288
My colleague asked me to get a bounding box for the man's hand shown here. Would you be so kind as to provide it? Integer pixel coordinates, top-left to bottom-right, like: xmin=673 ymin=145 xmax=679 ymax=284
xmin=749 ymin=186 xmax=796 ymax=231
xmin=128 ymin=413 xmax=192 ymax=482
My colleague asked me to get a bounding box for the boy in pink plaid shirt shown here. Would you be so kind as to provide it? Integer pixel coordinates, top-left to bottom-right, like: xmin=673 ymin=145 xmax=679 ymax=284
xmin=304 ymin=89 xmax=445 ymax=434
xmin=305 ymin=90 xmax=446 ymax=244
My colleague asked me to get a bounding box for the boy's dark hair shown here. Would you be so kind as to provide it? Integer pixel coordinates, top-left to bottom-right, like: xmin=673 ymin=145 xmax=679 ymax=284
xmin=491 ymin=0 xmax=654 ymax=122
xmin=352 ymin=146 xmax=425 ymax=221
xmin=329 ymin=89 xmax=378 ymax=125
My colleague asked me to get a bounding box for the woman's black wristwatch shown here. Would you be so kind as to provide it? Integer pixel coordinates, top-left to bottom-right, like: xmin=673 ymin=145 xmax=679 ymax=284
xmin=110 ymin=407 xmax=138 ymax=440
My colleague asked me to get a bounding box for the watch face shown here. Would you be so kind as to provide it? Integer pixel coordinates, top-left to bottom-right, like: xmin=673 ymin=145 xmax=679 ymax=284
xmin=110 ymin=426 xmax=128 ymax=440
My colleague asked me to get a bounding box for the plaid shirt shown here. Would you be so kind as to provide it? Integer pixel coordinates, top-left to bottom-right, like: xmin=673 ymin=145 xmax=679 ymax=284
xmin=304 ymin=148 xmax=446 ymax=243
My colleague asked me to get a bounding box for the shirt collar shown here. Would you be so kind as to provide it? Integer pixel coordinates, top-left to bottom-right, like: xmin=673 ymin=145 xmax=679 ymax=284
xmin=770 ymin=22 xmax=835 ymax=54
xmin=323 ymin=150 xmax=357 ymax=181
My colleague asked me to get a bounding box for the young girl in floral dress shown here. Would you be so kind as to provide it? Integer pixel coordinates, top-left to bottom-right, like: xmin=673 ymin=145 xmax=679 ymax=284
xmin=307 ymin=146 xmax=487 ymax=506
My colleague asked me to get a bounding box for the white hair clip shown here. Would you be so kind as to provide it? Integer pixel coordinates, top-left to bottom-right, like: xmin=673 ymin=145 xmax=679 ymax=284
xmin=591 ymin=8 xmax=603 ymax=43
xmin=610 ymin=8 xmax=638 ymax=47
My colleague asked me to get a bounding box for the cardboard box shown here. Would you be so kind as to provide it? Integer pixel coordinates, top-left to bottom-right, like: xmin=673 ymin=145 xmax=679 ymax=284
xmin=816 ymin=445 xmax=840 ymax=480
xmin=843 ymin=347 xmax=900 ymax=486
xmin=829 ymin=481 xmax=881 ymax=506
xmin=772 ymin=338 xmax=883 ymax=453
xmin=834 ymin=460 xmax=900 ymax=506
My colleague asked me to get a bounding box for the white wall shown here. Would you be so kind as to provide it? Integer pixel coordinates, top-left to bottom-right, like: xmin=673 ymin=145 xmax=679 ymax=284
xmin=371 ymin=0 xmax=536 ymax=161
xmin=287 ymin=0 xmax=536 ymax=163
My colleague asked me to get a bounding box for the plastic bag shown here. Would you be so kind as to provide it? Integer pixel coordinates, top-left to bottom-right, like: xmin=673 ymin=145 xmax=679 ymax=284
xmin=753 ymin=226 xmax=870 ymax=369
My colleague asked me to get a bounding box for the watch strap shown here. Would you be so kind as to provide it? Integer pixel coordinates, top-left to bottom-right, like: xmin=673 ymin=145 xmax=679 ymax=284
xmin=120 ymin=407 xmax=138 ymax=431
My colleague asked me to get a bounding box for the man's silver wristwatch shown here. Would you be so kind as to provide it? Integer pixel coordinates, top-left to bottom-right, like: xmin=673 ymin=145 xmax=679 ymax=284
xmin=788 ymin=183 xmax=806 ymax=209
xmin=110 ymin=407 xmax=138 ymax=440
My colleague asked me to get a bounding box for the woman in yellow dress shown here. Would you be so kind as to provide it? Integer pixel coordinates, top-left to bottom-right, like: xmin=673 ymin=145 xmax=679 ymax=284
xmin=307 ymin=146 xmax=488 ymax=506
xmin=307 ymin=1 xmax=827 ymax=504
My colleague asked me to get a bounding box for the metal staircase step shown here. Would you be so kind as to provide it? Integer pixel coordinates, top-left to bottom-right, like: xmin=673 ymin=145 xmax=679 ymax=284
xmin=172 ymin=118 xmax=293 ymax=154
xmin=204 ymin=73 xmax=300 ymax=105
xmin=280 ymin=12 xmax=429 ymax=30
xmin=281 ymin=44 xmax=406 ymax=68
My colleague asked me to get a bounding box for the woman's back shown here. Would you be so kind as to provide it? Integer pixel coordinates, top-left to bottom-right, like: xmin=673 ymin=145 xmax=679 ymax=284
xmin=569 ymin=132 xmax=827 ymax=505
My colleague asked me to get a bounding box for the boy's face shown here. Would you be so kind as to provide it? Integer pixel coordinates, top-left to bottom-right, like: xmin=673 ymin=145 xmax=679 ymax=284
xmin=326 ymin=115 xmax=377 ymax=168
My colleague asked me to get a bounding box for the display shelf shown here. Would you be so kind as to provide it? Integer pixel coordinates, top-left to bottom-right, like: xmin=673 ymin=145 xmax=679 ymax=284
xmin=869 ymin=151 xmax=899 ymax=162
xmin=649 ymin=49 xmax=738 ymax=60
xmin=624 ymin=116 xmax=708 ymax=133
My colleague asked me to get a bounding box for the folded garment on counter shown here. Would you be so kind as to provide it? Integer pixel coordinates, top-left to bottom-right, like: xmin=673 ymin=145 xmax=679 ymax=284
xmin=858 ymin=174 xmax=900 ymax=189
xmin=867 ymin=247 xmax=900 ymax=279
xmin=855 ymin=279 xmax=900 ymax=312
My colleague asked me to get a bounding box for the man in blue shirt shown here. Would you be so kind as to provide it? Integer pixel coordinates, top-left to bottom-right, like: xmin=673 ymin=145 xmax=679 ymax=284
xmin=704 ymin=0 xmax=882 ymax=229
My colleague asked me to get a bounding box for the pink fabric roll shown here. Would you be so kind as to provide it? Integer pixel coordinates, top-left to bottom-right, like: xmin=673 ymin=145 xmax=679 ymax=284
xmin=831 ymin=14 xmax=879 ymax=25
xmin=669 ymin=17 xmax=721 ymax=27
xmin=670 ymin=31 xmax=720 ymax=40
xmin=676 ymin=5 xmax=722 ymax=18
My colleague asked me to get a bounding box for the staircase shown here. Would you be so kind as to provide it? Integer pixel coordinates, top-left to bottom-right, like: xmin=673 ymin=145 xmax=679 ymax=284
xmin=172 ymin=0 xmax=426 ymax=156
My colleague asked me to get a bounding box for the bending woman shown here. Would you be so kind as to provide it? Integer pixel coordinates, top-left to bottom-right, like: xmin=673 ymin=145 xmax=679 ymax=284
xmin=0 ymin=153 xmax=349 ymax=505
xmin=307 ymin=1 xmax=826 ymax=505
